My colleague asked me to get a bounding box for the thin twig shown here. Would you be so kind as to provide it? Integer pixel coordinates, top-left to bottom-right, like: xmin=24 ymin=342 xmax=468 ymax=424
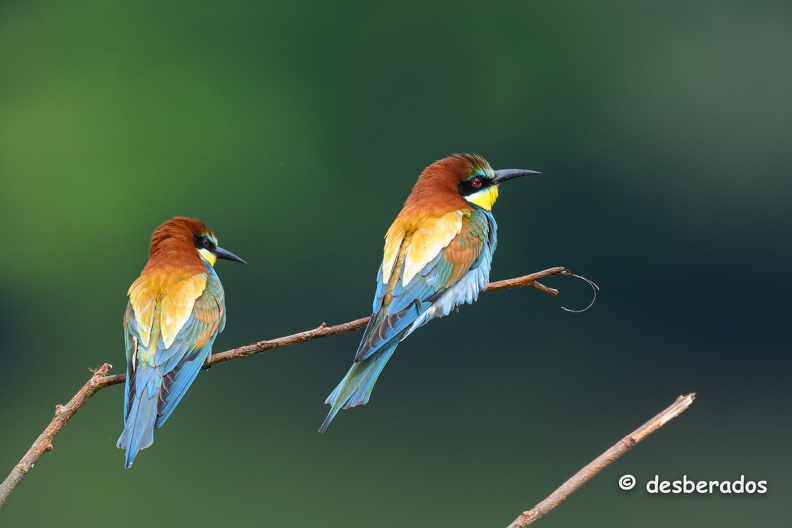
xmin=99 ymin=266 xmax=569 ymax=384
xmin=0 ymin=364 xmax=118 ymax=507
xmin=506 ymin=393 xmax=696 ymax=528
xmin=0 ymin=266 xmax=572 ymax=507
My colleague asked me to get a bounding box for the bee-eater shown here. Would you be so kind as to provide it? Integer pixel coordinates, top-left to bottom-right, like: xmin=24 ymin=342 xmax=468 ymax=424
xmin=117 ymin=217 xmax=246 ymax=467
xmin=320 ymin=153 xmax=539 ymax=432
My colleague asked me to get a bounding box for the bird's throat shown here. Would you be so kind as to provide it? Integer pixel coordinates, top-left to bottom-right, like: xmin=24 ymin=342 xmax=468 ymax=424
xmin=198 ymin=248 xmax=217 ymax=267
xmin=464 ymin=185 xmax=499 ymax=211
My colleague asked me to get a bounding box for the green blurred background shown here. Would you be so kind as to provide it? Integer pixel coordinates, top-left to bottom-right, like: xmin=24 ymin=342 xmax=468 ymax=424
xmin=1 ymin=1 xmax=790 ymax=526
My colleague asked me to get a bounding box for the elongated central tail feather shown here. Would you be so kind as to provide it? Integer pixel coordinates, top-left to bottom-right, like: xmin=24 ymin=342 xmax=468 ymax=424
xmin=319 ymin=339 xmax=399 ymax=433
xmin=117 ymin=367 xmax=162 ymax=468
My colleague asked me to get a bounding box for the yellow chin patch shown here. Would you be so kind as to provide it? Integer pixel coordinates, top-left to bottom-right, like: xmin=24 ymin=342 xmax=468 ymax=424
xmin=198 ymin=248 xmax=217 ymax=267
xmin=464 ymin=185 xmax=499 ymax=210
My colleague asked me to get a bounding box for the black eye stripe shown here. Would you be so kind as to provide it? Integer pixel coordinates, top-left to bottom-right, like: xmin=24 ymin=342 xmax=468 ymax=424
xmin=457 ymin=175 xmax=491 ymax=197
xmin=193 ymin=235 xmax=217 ymax=251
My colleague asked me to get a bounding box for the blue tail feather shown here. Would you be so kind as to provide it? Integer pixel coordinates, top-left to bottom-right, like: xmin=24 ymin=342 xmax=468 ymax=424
xmin=117 ymin=367 xmax=161 ymax=468
xmin=319 ymin=339 xmax=399 ymax=433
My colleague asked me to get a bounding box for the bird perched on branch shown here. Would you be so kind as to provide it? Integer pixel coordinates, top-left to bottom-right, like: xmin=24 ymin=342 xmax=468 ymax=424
xmin=117 ymin=217 xmax=246 ymax=467
xmin=320 ymin=153 xmax=539 ymax=432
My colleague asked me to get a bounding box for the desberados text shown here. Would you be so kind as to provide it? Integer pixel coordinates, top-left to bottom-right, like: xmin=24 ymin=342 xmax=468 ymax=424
xmin=646 ymin=475 xmax=767 ymax=494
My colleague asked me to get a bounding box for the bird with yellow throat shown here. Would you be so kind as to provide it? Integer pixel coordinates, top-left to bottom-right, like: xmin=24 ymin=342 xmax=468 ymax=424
xmin=117 ymin=217 xmax=246 ymax=467
xmin=320 ymin=153 xmax=539 ymax=432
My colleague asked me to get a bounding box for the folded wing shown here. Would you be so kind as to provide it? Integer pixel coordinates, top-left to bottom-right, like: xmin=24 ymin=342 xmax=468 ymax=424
xmin=118 ymin=271 xmax=225 ymax=467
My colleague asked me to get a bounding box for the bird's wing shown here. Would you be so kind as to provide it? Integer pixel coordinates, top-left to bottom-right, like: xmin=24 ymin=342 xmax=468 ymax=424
xmin=356 ymin=209 xmax=489 ymax=362
xmin=122 ymin=302 xmax=140 ymax=422
xmin=123 ymin=272 xmax=225 ymax=427
xmin=127 ymin=277 xmax=157 ymax=350
xmin=153 ymin=273 xmax=225 ymax=427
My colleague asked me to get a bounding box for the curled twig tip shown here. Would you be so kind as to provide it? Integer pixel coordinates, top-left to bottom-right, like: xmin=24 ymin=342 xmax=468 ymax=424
xmin=560 ymin=271 xmax=599 ymax=313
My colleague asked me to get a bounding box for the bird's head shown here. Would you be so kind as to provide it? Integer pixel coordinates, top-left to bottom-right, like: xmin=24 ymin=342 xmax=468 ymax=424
xmin=410 ymin=154 xmax=540 ymax=211
xmin=452 ymin=154 xmax=540 ymax=211
xmin=149 ymin=217 xmax=247 ymax=267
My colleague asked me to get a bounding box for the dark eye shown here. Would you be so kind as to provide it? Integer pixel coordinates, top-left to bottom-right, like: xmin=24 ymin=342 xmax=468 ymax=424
xmin=203 ymin=237 xmax=211 ymax=248
xmin=471 ymin=177 xmax=483 ymax=188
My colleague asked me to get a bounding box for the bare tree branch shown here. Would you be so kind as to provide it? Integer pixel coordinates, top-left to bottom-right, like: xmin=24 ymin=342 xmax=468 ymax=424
xmin=506 ymin=393 xmax=697 ymax=528
xmin=0 ymin=364 xmax=118 ymax=507
xmin=0 ymin=266 xmax=571 ymax=507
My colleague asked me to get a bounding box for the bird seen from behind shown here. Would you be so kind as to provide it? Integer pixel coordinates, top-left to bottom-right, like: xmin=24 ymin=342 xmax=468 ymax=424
xmin=320 ymin=153 xmax=539 ymax=432
xmin=118 ymin=216 xmax=246 ymax=467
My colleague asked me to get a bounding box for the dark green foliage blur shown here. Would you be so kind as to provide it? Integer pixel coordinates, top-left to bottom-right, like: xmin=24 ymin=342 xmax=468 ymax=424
xmin=1 ymin=1 xmax=790 ymax=526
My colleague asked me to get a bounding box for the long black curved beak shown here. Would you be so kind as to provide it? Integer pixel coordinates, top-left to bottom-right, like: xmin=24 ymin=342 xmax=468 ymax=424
xmin=492 ymin=168 xmax=541 ymax=184
xmin=215 ymin=246 xmax=247 ymax=264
